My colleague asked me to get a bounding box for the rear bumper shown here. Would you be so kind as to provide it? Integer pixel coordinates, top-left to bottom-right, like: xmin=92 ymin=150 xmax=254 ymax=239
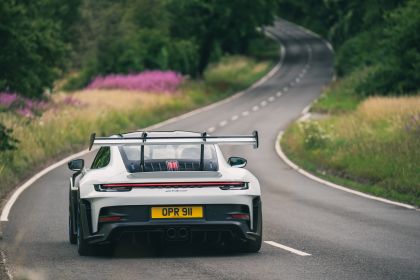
xmin=84 ymin=221 xmax=259 ymax=245
xmin=79 ymin=200 xmax=262 ymax=245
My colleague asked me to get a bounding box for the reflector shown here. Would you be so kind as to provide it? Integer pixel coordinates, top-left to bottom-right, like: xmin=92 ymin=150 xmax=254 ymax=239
xmin=230 ymin=213 xmax=250 ymax=220
xmin=98 ymin=216 xmax=122 ymax=222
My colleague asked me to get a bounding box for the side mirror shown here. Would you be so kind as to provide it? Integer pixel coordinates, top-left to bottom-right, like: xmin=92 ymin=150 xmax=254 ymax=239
xmin=228 ymin=157 xmax=247 ymax=168
xmin=68 ymin=159 xmax=84 ymax=172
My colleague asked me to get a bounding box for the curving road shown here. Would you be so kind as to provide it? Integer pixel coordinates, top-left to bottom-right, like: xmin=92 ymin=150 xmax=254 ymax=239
xmin=2 ymin=20 xmax=420 ymax=280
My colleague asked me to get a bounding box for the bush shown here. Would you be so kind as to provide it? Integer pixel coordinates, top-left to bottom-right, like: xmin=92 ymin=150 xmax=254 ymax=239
xmin=246 ymin=35 xmax=280 ymax=61
xmin=299 ymin=121 xmax=333 ymax=150
xmin=359 ymin=0 xmax=420 ymax=94
xmin=0 ymin=123 xmax=18 ymax=151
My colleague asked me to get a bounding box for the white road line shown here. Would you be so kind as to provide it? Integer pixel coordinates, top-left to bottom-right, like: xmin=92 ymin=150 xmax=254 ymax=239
xmin=326 ymin=42 xmax=333 ymax=51
xmin=275 ymin=132 xmax=416 ymax=210
xmin=207 ymin=126 xmax=216 ymax=133
xmin=242 ymin=111 xmax=249 ymax=116
xmin=296 ymin=77 xmax=300 ymax=83
xmin=260 ymin=101 xmax=267 ymax=107
xmin=276 ymin=91 xmax=283 ymax=97
xmin=264 ymin=241 xmax=311 ymax=256
xmin=301 ymin=104 xmax=311 ymax=115
xmin=298 ymin=113 xmax=311 ymax=122
xmin=283 ymin=86 xmax=289 ymax=92
xmin=290 ymin=82 xmax=295 ymax=86
xmin=268 ymin=96 xmax=275 ymax=102
xmin=219 ymin=120 xmax=227 ymax=127
xmin=231 ymin=115 xmax=239 ymax=121
xmin=252 ymin=106 xmax=259 ymax=112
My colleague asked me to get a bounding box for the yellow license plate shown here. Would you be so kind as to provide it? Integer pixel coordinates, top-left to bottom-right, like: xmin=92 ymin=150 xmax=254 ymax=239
xmin=151 ymin=206 xmax=203 ymax=219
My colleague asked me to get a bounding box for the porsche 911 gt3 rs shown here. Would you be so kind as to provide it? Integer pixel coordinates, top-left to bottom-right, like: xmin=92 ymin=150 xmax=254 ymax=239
xmin=68 ymin=130 xmax=262 ymax=255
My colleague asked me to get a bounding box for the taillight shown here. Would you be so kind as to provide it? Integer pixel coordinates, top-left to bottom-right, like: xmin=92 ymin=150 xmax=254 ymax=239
xmin=94 ymin=182 xmax=248 ymax=192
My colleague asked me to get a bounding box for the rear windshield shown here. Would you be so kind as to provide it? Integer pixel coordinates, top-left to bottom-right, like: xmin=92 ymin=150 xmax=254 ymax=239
xmin=119 ymin=144 xmax=218 ymax=173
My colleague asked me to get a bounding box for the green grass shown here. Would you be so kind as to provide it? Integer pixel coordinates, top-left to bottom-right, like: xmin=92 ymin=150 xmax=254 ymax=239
xmin=282 ymin=94 xmax=420 ymax=207
xmin=0 ymin=55 xmax=275 ymax=200
xmin=311 ymin=68 xmax=370 ymax=114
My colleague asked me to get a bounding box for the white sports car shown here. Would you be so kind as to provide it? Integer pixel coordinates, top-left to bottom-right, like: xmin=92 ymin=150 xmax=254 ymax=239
xmin=68 ymin=130 xmax=262 ymax=256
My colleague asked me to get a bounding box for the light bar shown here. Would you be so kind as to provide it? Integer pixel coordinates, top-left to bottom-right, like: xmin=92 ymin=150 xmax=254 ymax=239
xmin=94 ymin=181 xmax=248 ymax=192
xmin=101 ymin=181 xmax=245 ymax=188
xmin=89 ymin=131 xmax=259 ymax=150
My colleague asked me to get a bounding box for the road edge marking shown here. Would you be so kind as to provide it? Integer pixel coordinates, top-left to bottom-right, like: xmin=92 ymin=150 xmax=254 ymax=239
xmin=264 ymin=241 xmax=311 ymax=256
xmin=274 ymin=131 xmax=417 ymax=210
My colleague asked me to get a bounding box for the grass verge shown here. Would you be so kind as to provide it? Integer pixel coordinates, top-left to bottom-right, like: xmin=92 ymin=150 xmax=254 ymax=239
xmin=310 ymin=68 xmax=369 ymax=114
xmin=0 ymin=55 xmax=275 ymax=200
xmin=282 ymin=72 xmax=420 ymax=207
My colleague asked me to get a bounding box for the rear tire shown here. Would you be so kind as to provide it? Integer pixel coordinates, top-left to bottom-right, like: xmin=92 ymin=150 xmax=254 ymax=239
xmin=69 ymin=215 xmax=77 ymax=244
xmin=69 ymin=188 xmax=77 ymax=244
xmin=241 ymin=200 xmax=263 ymax=253
xmin=77 ymin=211 xmax=95 ymax=256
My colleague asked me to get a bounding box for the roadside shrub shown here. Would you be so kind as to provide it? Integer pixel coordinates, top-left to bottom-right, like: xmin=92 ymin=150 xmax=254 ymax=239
xmin=246 ymin=35 xmax=279 ymax=61
xmin=0 ymin=123 xmax=18 ymax=151
xmin=299 ymin=121 xmax=333 ymax=150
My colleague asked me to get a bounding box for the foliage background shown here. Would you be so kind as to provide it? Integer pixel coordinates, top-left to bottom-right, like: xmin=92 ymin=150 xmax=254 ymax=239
xmin=276 ymin=0 xmax=419 ymax=95
xmin=0 ymin=0 xmax=279 ymax=150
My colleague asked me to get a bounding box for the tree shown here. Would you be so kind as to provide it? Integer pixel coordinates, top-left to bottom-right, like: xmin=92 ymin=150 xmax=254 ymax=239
xmin=0 ymin=0 xmax=72 ymax=98
xmin=364 ymin=0 xmax=420 ymax=94
xmin=168 ymin=0 xmax=278 ymax=74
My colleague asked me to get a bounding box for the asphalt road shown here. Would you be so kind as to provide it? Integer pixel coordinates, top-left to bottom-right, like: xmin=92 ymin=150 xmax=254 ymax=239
xmin=2 ymin=20 xmax=420 ymax=280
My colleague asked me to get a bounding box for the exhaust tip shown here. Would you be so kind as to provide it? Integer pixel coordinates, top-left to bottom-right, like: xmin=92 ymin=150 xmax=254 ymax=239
xmin=166 ymin=228 xmax=177 ymax=239
xmin=178 ymin=227 xmax=189 ymax=239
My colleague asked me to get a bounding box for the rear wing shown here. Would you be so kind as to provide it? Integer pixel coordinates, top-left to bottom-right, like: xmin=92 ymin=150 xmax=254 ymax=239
xmin=89 ymin=131 xmax=259 ymax=151
xmin=89 ymin=131 xmax=258 ymax=172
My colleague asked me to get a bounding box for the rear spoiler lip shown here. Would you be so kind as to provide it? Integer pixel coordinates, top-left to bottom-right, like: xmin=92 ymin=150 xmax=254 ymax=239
xmin=89 ymin=131 xmax=259 ymax=151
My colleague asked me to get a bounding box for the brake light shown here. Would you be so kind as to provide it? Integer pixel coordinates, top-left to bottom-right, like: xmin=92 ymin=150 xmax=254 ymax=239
xmin=95 ymin=181 xmax=248 ymax=191
xmin=102 ymin=182 xmax=245 ymax=187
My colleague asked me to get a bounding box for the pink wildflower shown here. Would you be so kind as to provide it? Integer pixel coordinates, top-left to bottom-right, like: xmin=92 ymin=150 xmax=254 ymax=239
xmin=0 ymin=92 xmax=19 ymax=108
xmin=86 ymin=71 xmax=184 ymax=93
